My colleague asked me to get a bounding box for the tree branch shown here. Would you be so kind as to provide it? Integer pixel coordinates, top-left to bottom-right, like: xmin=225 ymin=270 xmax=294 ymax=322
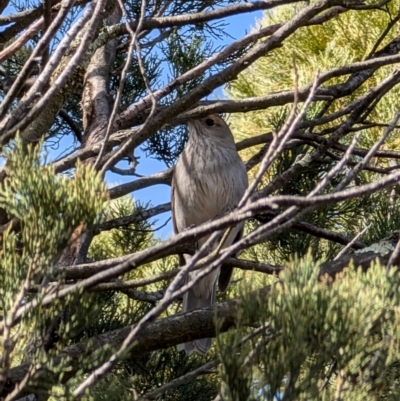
xmin=141 ymin=360 xmax=218 ymax=400
xmin=6 ymin=227 xmax=397 ymax=399
xmin=94 ymin=202 xmax=171 ymax=233
xmin=4 ymin=287 xmax=270 ymax=398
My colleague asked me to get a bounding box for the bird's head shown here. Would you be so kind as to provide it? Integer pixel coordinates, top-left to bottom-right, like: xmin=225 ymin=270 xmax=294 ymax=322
xmin=187 ymin=114 xmax=235 ymax=147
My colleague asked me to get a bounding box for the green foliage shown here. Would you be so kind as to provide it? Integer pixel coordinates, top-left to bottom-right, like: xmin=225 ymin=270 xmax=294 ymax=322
xmin=216 ymin=256 xmax=400 ymax=401
xmin=228 ymin=1 xmax=400 ymax=144
xmin=0 ymin=138 xmax=106 ymax=308
xmin=115 ymin=53 xmax=161 ymax=111
xmin=0 ymin=138 xmax=109 ymax=397
xmin=226 ymin=2 xmax=400 ymax=265
xmin=7 ymin=2 xmax=400 ymax=400
xmin=90 ymin=197 xmax=155 ymax=260
xmin=215 ymin=4 xmax=400 ymax=400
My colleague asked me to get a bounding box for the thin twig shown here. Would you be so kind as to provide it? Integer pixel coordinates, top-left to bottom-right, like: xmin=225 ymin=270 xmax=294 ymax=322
xmin=0 ymin=0 xmax=107 ymax=143
xmin=99 ymin=0 xmax=160 ymax=175
xmin=0 ymin=0 xmax=78 ymax=121
xmin=334 ymin=224 xmax=371 ymax=261
xmin=140 ymin=360 xmax=218 ymax=400
xmin=5 ymin=164 xmax=400 ymax=336
xmin=334 ymin=109 xmax=400 ymax=192
xmin=239 ymin=54 xmax=306 ymax=207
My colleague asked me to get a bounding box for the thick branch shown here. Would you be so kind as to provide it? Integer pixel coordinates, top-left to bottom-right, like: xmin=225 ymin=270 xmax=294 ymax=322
xmin=60 ymin=253 xmax=281 ymax=281
xmin=4 ymin=287 xmax=270 ymax=397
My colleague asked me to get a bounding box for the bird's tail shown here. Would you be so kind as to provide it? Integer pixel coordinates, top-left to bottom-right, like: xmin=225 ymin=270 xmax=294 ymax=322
xmin=177 ymin=282 xmax=215 ymax=355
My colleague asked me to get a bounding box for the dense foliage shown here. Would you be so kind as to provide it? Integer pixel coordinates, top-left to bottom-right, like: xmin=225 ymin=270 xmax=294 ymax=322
xmin=2 ymin=0 xmax=400 ymax=400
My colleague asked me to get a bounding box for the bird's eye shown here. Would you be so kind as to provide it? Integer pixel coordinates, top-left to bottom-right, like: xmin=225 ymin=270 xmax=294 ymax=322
xmin=205 ymin=118 xmax=215 ymax=127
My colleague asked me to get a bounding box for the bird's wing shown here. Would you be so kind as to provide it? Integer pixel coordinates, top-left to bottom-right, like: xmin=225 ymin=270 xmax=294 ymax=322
xmin=171 ymin=178 xmax=186 ymax=268
xmin=218 ymin=225 xmax=243 ymax=292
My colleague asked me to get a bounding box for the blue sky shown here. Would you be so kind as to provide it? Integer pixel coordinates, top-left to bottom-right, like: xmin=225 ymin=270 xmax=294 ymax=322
xmin=108 ymin=10 xmax=263 ymax=239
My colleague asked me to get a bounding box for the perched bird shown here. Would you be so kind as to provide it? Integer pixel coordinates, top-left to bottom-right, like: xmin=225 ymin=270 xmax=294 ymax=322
xmin=172 ymin=114 xmax=248 ymax=355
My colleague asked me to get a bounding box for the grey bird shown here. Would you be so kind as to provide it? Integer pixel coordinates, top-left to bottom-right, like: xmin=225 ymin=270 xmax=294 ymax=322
xmin=171 ymin=114 xmax=248 ymax=355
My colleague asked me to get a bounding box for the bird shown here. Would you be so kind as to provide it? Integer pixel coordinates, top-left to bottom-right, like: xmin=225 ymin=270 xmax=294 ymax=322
xmin=171 ymin=114 xmax=248 ymax=355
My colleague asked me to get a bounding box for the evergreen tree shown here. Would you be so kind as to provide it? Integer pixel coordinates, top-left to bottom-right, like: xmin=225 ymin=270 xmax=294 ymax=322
xmin=2 ymin=1 xmax=400 ymax=400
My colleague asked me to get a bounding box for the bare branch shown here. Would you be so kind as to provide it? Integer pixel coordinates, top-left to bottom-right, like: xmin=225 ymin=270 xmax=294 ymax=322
xmin=0 ymin=0 xmax=108 ymax=143
xmin=58 ymin=109 xmax=82 ymax=142
xmin=94 ymin=202 xmax=171 ymax=233
xmin=108 ymin=168 xmax=173 ymax=200
xmin=182 ymin=49 xmax=400 ymax=121
xmin=5 ymin=158 xmax=400 ymax=335
xmin=112 ymin=0 xmax=342 ymax=142
xmin=334 ymin=224 xmax=371 ymax=261
xmin=0 ymin=18 xmax=44 ymax=64
xmin=41 ymin=0 xmax=52 ymax=67
xmin=0 ymin=0 xmax=78 ymax=122
xmin=255 ymin=215 xmax=367 ymax=250
xmin=64 ymin=257 xmax=282 ymax=288
xmin=140 ymin=360 xmax=218 ymax=400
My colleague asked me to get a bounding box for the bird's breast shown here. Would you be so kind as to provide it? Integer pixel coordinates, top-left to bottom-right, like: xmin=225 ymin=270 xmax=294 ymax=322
xmin=173 ymin=142 xmax=247 ymax=230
